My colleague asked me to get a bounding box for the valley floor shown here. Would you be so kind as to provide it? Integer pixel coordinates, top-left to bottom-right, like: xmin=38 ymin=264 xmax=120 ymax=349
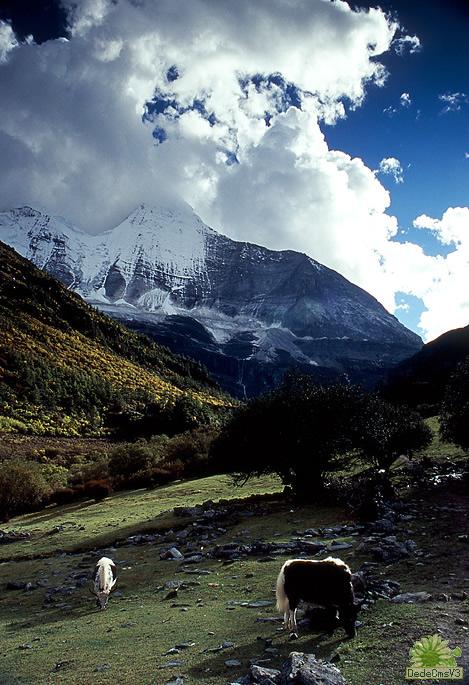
xmin=0 ymin=474 xmax=467 ymax=685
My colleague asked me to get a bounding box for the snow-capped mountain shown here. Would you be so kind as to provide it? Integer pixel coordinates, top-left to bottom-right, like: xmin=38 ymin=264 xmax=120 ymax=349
xmin=0 ymin=203 xmax=422 ymax=397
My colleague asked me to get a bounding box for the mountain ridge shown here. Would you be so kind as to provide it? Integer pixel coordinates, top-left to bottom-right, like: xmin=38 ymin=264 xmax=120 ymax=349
xmin=0 ymin=203 xmax=422 ymax=397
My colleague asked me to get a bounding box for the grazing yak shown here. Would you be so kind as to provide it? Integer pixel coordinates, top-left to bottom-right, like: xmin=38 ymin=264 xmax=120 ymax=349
xmin=91 ymin=557 xmax=117 ymax=610
xmin=276 ymin=557 xmax=360 ymax=638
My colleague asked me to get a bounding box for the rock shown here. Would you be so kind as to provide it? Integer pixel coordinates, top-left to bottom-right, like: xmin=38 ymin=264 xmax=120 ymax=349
xmin=255 ymin=617 xmax=283 ymax=623
xmin=160 ymin=547 xmax=184 ymax=560
xmin=164 ymin=678 xmax=184 ymax=685
xmin=159 ymin=660 xmax=184 ymax=668
xmin=175 ymin=642 xmax=195 ymax=649
xmin=392 ymin=592 xmax=431 ymax=603
xmin=164 ymin=580 xmax=183 ymax=590
xmin=182 ymin=554 xmax=205 ymax=564
xmin=246 ymin=600 xmax=273 ymax=608
xmin=7 ymin=581 xmax=27 ymax=590
xmin=240 ymin=664 xmax=281 ymax=684
xmin=373 ymin=519 xmax=395 ymax=533
xmin=225 ymin=659 xmax=242 ymax=667
xmin=279 ymin=652 xmax=347 ymax=685
xmin=174 ymin=506 xmax=203 ymax=517
xmin=164 ymin=589 xmax=179 ymax=600
xmin=357 ymin=535 xmax=417 ymax=562
xmin=95 ymin=664 xmax=112 ymax=672
xmin=0 ymin=529 xmax=31 ymax=544
xmin=51 ymin=661 xmax=72 ymax=672
xmin=328 ymin=541 xmax=353 ymax=551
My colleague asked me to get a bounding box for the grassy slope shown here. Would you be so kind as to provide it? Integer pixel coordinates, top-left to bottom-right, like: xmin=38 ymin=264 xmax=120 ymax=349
xmin=0 ymin=475 xmax=282 ymax=561
xmin=0 ymin=241 xmax=230 ymax=436
xmin=0 ymin=469 xmax=467 ymax=685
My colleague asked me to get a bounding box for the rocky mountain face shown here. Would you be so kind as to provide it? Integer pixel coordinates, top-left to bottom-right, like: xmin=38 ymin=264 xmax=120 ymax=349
xmin=0 ymin=203 xmax=422 ymax=397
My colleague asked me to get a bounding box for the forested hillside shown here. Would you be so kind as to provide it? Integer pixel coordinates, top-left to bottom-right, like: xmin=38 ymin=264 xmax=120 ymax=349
xmin=0 ymin=242 xmax=230 ymax=436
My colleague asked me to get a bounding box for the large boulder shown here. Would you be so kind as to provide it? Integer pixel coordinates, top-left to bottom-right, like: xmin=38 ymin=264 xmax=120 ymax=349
xmin=279 ymin=653 xmax=347 ymax=685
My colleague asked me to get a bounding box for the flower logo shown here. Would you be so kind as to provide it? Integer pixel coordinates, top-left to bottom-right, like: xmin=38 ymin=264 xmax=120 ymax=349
xmin=410 ymin=634 xmax=462 ymax=669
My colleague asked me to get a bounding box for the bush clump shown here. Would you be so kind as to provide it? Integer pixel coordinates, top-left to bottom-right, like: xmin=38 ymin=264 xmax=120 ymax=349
xmin=0 ymin=460 xmax=51 ymax=520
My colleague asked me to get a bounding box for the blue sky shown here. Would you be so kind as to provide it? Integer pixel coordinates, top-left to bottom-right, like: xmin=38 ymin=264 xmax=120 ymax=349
xmin=1 ymin=0 xmax=469 ymax=342
xmin=325 ymin=1 xmax=469 ymax=332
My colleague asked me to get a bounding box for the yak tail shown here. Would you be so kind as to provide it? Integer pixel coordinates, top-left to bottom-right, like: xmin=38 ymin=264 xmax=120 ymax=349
xmin=276 ymin=562 xmax=289 ymax=613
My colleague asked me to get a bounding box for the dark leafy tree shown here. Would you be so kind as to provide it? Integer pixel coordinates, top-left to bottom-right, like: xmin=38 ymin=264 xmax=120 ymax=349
xmin=211 ymin=375 xmax=364 ymax=500
xmin=440 ymin=357 xmax=469 ymax=448
xmin=211 ymin=374 xmax=432 ymax=501
xmin=356 ymin=395 xmax=432 ymax=472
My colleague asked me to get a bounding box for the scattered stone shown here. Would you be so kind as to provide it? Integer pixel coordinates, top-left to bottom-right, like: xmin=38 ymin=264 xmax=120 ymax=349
xmin=0 ymin=529 xmax=31 ymax=544
xmin=18 ymin=643 xmax=33 ymax=650
xmin=174 ymin=506 xmax=203 ymax=517
xmin=328 ymin=541 xmax=353 ymax=551
xmin=165 ymin=580 xmax=183 ymax=590
xmin=356 ymin=535 xmax=418 ymax=562
xmin=255 ymin=617 xmax=283 ymax=623
xmin=182 ymin=554 xmax=205 ymax=564
xmin=164 ymin=678 xmax=184 ymax=685
xmin=246 ymin=600 xmax=273 ymax=608
xmin=165 ymin=589 xmax=179 ymax=600
xmin=225 ymin=659 xmax=242 ymax=667
xmin=372 ymin=519 xmax=395 ymax=533
xmin=160 ymin=547 xmax=184 ymax=560
xmin=279 ymin=652 xmax=347 ymax=685
xmin=239 ymin=664 xmax=281 ymax=684
xmin=159 ymin=660 xmax=184 ymax=668
xmin=51 ymin=661 xmax=72 ymax=672
xmin=7 ymin=581 xmax=27 ymax=590
xmin=95 ymin=664 xmax=112 ymax=672
xmin=392 ymin=592 xmax=432 ymax=604
xmin=175 ymin=642 xmax=195 ymax=650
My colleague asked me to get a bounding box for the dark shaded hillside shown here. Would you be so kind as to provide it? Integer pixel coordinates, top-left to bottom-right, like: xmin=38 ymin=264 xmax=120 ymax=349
xmin=0 ymin=242 xmax=230 ymax=436
xmin=382 ymin=323 xmax=469 ymax=413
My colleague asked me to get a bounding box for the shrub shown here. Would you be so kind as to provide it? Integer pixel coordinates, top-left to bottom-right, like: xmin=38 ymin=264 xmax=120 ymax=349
xmin=0 ymin=460 xmax=51 ymax=519
xmin=164 ymin=428 xmax=218 ymax=478
xmin=77 ymin=455 xmax=109 ymax=483
xmin=51 ymin=487 xmax=77 ymax=506
xmin=83 ymin=479 xmax=113 ymax=501
xmin=108 ymin=442 xmax=155 ymax=480
xmin=40 ymin=463 xmax=69 ymax=490
xmin=330 ymin=470 xmax=389 ymax=520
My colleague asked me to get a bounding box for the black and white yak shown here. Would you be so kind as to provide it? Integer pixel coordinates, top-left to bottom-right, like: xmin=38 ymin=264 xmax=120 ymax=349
xmin=91 ymin=557 xmax=117 ymax=610
xmin=276 ymin=557 xmax=360 ymax=638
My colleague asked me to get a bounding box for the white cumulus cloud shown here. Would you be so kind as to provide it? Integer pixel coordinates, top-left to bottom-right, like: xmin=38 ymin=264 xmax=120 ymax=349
xmin=400 ymin=92 xmax=411 ymax=107
xmin=0 ymin=20 xmax=18 ymax=63
xmin=402 ymin=208 xmax=469 ymax=340
xmin=393 ymin=34 xmax=421 ymax=55
xmin=439 ymin=91 xmax=468 ymax=113
xmin=377 ymin=157 xmax=404 ymax=184
xmin=4 ymin=0 xmax=459 ymax=340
